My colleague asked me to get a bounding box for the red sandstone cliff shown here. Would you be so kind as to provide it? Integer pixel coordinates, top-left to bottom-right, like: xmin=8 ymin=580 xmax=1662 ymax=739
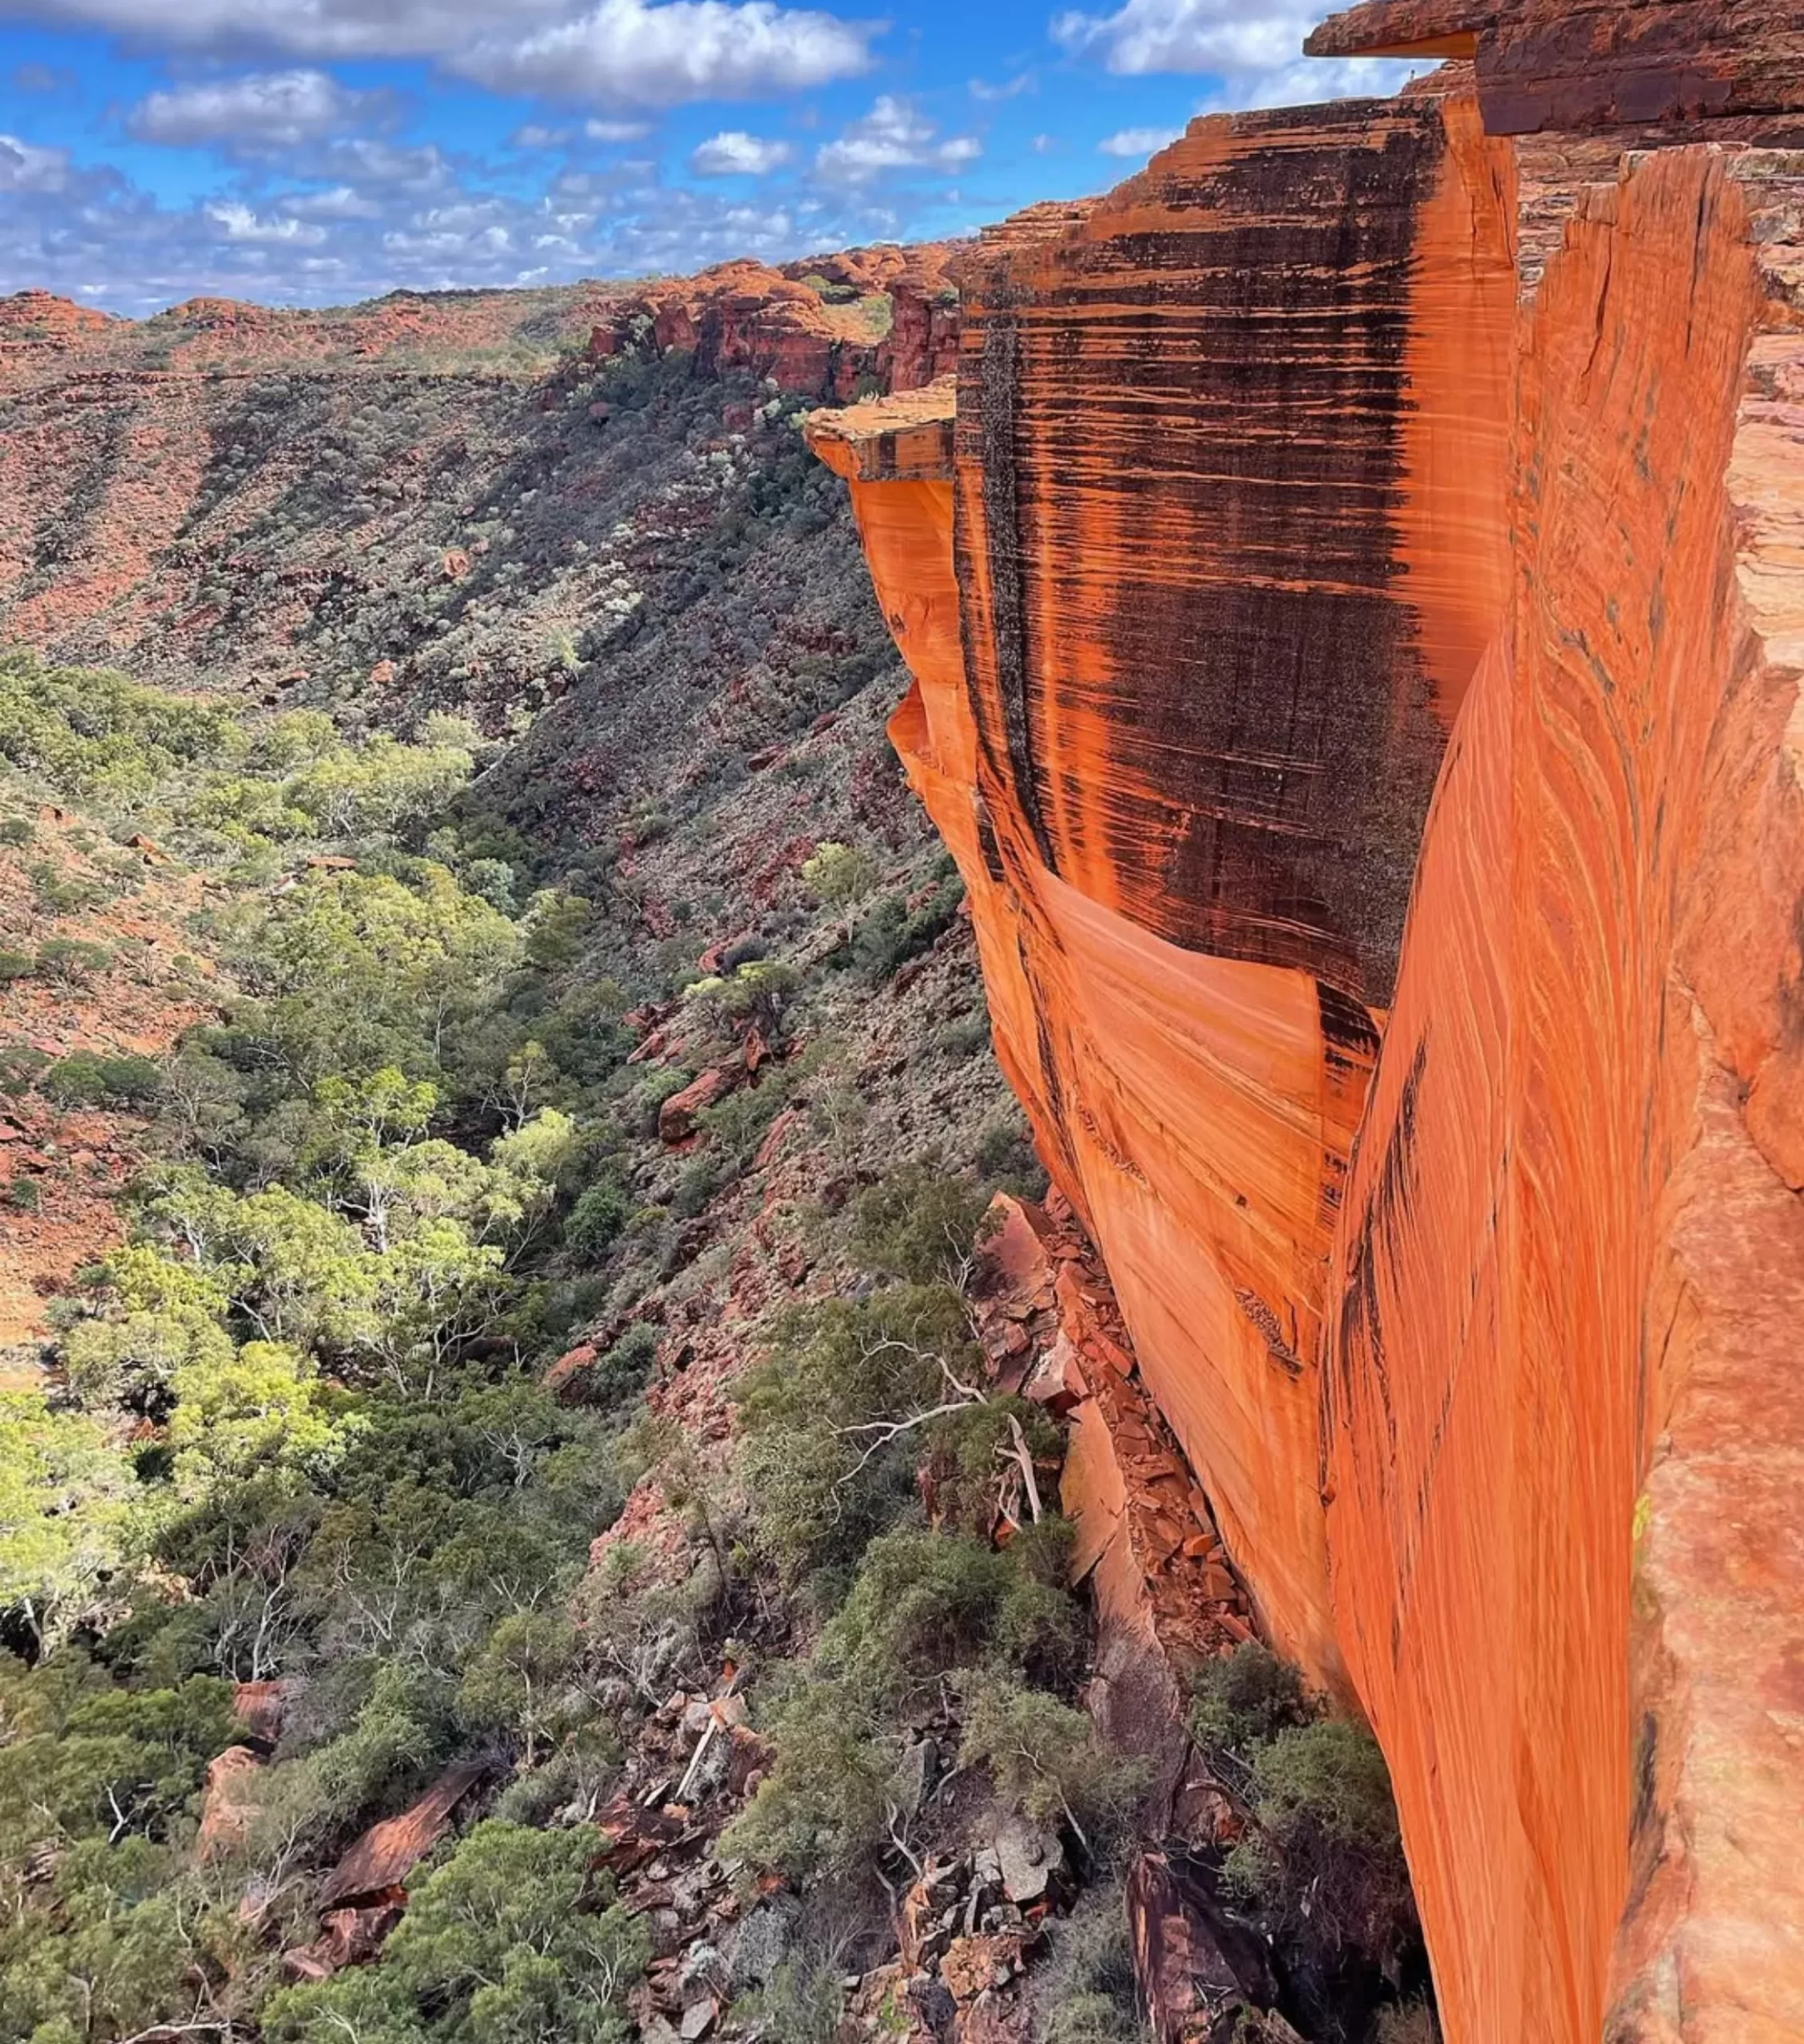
xmin=810 ymin=10 xmax=1804 ymax=2041
xmin=589 ymin=244 xmax=958 ymax=399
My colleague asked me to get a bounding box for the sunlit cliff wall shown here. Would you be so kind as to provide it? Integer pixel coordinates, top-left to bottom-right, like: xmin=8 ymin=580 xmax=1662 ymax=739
xmin=808 ymin=8 xmax=1804 ymax=2040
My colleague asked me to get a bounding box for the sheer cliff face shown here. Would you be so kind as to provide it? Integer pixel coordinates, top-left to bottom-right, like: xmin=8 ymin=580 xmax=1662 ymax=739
xmin=810 ymin=27 xmax=1804 ymax=2044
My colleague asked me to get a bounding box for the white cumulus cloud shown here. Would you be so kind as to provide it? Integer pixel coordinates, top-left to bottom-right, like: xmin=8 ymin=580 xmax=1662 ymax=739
xmin=0 ymin=133 xmax=70 ymax=192
xmin=585 ymin=117 xmax=653 ymax=139
xmin=129 ymin=69 xmax=385 ymax=147
xmin=461 ymin=0 xmax=882 ymax=107
xmin=279 ymin=184 xmax=385 ymax=219
xmin=815 ymin=95 xmax=979 ymax=183
xmin=1097 ymin=123 xmax=1180 ymax=155
xmin=13 ymin=0 xmax=883 ymax=109
xmin=690 ymin=129 xmax=792 ymax=173
xmin=1051 ymin=0 xmax=1410 ymax=101
xmin=207 ymin=200 xmax=327 ymax=243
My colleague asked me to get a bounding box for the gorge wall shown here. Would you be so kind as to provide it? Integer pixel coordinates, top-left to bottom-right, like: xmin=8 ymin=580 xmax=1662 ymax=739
xmin=808 ymin=8 xmax=1804 ymax=2042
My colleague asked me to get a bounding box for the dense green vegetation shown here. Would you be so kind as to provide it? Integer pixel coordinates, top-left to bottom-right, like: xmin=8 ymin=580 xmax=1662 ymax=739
xmin=0 ymin=650 xmax=1427 ymax=2044
xmin=0 ymin=656 xmax=672 ymax=2037
xmin=0 ymin=653 xmax=1074 ymax=2040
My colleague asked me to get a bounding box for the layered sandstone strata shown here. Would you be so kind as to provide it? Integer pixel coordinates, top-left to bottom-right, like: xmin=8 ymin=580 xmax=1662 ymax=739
xmin=808 ymin=18 xmax=1804 ymax=2042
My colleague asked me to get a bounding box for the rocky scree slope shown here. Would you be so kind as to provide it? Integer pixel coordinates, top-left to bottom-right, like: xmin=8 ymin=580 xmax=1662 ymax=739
xmin=0 ymin=246 xmax=950 ymax=720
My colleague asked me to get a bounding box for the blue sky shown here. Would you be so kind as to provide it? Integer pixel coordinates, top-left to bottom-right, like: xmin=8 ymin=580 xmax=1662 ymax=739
xmin=0 ymin=1 xmax=1417 ymax=315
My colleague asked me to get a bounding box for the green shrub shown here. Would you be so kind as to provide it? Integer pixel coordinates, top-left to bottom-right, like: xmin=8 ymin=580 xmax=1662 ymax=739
xmin=958 ymin=1669 xmax=1148 ymax=1844
xmin=670 ymin=1152 xmax=732 ymax=1219
xmin=0 ymin=949 xmax=32 ymax=981
xmin=463 ymin=856 xmax=517 ymax=914
xmin=850 ymin=1164 xmax=992 ymax=1286
xmin=263 ymin=1821 xmax=647 ymax=2043
xmin=927 ymin=1396 xmax=1065 ymax=1541
xmin=1221 ymin=1717 xmax=1410 ymax=1951
xmin=43 ymin=1052 xmax=162 ymax=1108
xmin=6 ymin=1178 xmax=39 ymax=1214
xmin=1189 ymin=1643 xmax=1421 ymax=2018
xmin=1035 ymin=1885 xmax=1152 ymax=2044
xmin=0 ymin=817 xmax=34 ymax=847
xmin=30 ymin=865 xmax=105 ymax=914
xmin=683 ymin=959 xmax=799 ymax=1040
xmin=935 ymin=1012 xmax=991 ymax=1060
xmin=624 ymin=1064 xmax=693 ymax=1137
xmin=732 ymin=1954 xmax=846 ymax=2044
xmin=34 ymin=938 xmax=112 ymax=984
xmin=816 ymin=1527 xmax=1082 ymax=1705
xmin=0 ymin=1041 xmax=47 ymax=1095
xmin=1188 ymin=1642 xmax=1308 ymax=1753
xmin=587 ymin=1321 xmax=658 ymax=1408
xmin=846 ymin=872 xmax=964 ymax=980
xmin=720 ymin=1686 xmax=895 ymax=1881
xmin=976 ymin=1111 xmax=1047 ymax=1195
xmin=735 ymin=1285 xmax=974 ymax=1580
xmin=565 ymin=1176 xmax=631 ymax=1261
xmin=801 ymin=839 xmax=877 ymax=909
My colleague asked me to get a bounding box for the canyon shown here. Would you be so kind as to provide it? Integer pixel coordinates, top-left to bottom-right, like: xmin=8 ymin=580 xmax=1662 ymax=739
xmin=809 ymin=7 xmax=1804 ymax=2043
xmin=5 ymin=9 xmax=1804 ymax=2035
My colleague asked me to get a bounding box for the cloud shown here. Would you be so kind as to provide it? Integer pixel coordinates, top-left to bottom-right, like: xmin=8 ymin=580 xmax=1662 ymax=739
xmin=18 ymin=0 xmax=884 ymax=107
xmin=7 ymin=0 xmax=564 ymax=58
xmin=278 ymin=184 xmax=385 ymax=219
xmin=814 ymin=95 xmax=980 ymax=182
xmin=1199 ymin=54 xmax=1418 ymax=109
xmin=0 ymin=113 xmax=942 ymax=315
xmin=207 ymin=200 xmax=327 ymax=242
xmin=969 ymin=70 xmax=1034 ymax=101
xmin=314 ymin=137 xmax=457 ymax=192
xmin=12 ymin=61 xmax=78 ymax=93
xmin=1050 ymin=0 xmax=1409 ymax=98
xmin=1097 ymin=124 xmax=1180 ymax=155
xmin=0 ymin=133 xmax=70 ymax=192
xmin=462 ymin=0 xmax=882 ymax=107
xmin=511 ymin=116 xmax=655 ymax=149
xmin=128 ymin=69 xmax=388 ymax=148
xmin=690 ymin=129 xmax=792 ymax=174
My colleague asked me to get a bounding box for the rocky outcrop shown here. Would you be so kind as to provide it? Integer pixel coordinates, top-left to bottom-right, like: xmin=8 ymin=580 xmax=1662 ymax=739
xmin=811 ymin=17 xmax=1804 ymax=2043
xmin=589 ymin=248 xmax=959 ymax=401
xmin=0 ymin=291 xmax=116 ymax=340
xmin=1309 ymin=0 xmax=1804 ymax=135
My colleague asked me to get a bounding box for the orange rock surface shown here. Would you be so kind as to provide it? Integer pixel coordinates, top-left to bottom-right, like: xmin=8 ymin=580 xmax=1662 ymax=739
xmin=810 ymin=22 xmax=1804 ymax=2042
xmin=593 ymin=252 xmax=954 ymax=400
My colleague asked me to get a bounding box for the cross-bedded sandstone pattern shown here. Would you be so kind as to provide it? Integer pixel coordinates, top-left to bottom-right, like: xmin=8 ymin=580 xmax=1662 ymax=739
xmin=809 ymin=11 xmax=1804 ymax=2039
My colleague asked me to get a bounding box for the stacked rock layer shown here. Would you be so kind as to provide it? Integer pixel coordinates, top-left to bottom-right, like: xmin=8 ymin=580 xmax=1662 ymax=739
xmin=807 ymin=10 xmax=1804 ymax=2040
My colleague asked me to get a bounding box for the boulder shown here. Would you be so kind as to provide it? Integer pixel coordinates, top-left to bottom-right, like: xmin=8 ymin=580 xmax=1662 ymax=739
xmin=196 ymin=1745 xmax=264 ymax=1862
xmin=991 ymin=1817 xmax=1065 ymax=1908
xmin=283 ymin=1901 xmax=406 ymax=1982
xmin=1125 ymin=1849 xmax=1279 ymax=2044
xmin=317 ymin=1759 xmax=488 ymax=1910
xmin=658 ymin=1066 xmax=736 ymax=1143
